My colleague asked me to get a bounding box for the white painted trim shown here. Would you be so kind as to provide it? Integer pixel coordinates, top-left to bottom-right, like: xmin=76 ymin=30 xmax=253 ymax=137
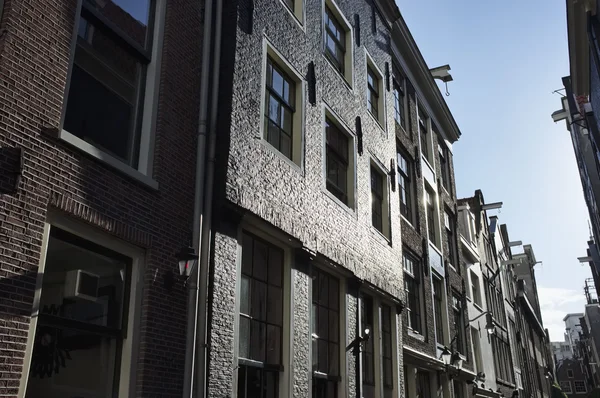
xmin=58 ymin=130 xmax=159 ymax=189
xmin=19 ymin=213 xmax=145 ymax=398
xmin=369 ymin=158 xmax=391 ymax=240
xmin=259 ymin=36 xmax=306 ymax=169
xmin=364 ymin=49 xmax=387 ymax=133
xmin=279 ymin=0 xmax=306 ymax=30
xmin=322 ymin=0 xmax=354 ymax=88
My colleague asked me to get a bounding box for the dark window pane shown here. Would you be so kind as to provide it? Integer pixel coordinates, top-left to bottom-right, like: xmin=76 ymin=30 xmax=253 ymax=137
xmin=328 ymin=309 xmax=339 ymax=342
xmin=267 ymin=285 xmax=283 ymax=326
xmin=328 ymin=277 xmax=339 ymax=310
xmin=266 ymin=325 xmax=281 ymax=365
xmin=329 ymin=343 xmax=339 ymax=376
xmin=318 ymin=273 xmax=329 ymax=306
xmin=268 ymin=248 xmax=283 ymax=287
xmin=242 ymin=234 xmax=253 ymax=275
xmin=250 ymin=319 xmax=266 ymax=362
xmin=318 ymin=305 xmax=329 ymax=341
xmin=318 ymin=339 xmax=328 ymax=373
xmin=251 ymin=280 xmax=267 ymax=320
xmin=240 ymin=275 xmax=251 ymax=315
xmin=239 ymin=316 xmax=250 ymax=359
xmin=253 ymin=241 xmax=268 ymax=281
xmin=84 ymin=0 xmax=152 ymax=48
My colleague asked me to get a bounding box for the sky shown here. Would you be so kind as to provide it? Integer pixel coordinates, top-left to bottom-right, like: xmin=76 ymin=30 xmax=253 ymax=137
xmin=397 ymin=0 xmax=593 ymax=341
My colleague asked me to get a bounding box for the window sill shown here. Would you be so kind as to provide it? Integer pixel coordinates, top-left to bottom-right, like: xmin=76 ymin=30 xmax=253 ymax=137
xmin=429 ymin=242 xmax=442 ymax=257
xmin=400 ymin=215 xmax=417 ymax=232
xmin=407 ymin=329 xmax=425 ymax=341
xmin=421 ymin=155 xmax=435 ymax=176
xmin=57 ymin=130 xmax=159 ymax=190
xmin=441 ymin=184 xmax=451 ymax=198
xmin=371 ymin=226 xmax=391 ymax=246
xmin=367 ymin=109 xmax=386 ymax=135
xmin=322 ymin=53 xmax=353 ymax=92
xmin=259 ymin=138 xmax=304 ymax=176
xmin=473 ymin=302 xmax=484 ymax=312
xmin=496 ymin=378 xmax=515 ymax=389
xmin=322 ymin=187 xmax=357 ymax=218
xmin=395 ymin=121 xmax=410 ymax=138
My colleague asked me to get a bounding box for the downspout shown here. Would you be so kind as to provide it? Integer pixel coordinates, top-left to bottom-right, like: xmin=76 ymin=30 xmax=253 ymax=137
xmin=195 ymin=0 xmax=223 ymax=394
xmin=183 ymin=0 xmax=215 ymax=393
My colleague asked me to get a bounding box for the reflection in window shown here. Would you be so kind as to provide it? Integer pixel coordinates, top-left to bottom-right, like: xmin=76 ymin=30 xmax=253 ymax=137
xmin=26 ymin=227 xmax=130 ymax=398
xmin=264 ymin=57 xmax=296 ymax=160
xmin=324 ymin=7 xmax=346 ymax=73
xmin=326 ymin=119 xmax=349 ymax=204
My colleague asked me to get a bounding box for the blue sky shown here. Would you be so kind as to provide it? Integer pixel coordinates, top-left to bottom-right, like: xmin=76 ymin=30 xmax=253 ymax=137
xmin=397 ymin=0 xmax=593 ymax=341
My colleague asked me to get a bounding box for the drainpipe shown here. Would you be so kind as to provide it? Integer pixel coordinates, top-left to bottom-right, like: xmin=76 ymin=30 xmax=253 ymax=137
xmin=182 ymin=0 xmax=215 ymax=393
xmin=194 ymin=0 xmax=223 ymax=394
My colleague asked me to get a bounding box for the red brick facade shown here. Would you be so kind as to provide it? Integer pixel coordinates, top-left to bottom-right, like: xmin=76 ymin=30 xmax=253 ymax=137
xmin=0 ymin=0 xmax=202 ymax=396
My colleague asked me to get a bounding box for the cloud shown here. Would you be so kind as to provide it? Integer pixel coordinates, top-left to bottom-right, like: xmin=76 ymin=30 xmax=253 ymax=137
xmin=537 ymin=286 xmax=586 ymax=341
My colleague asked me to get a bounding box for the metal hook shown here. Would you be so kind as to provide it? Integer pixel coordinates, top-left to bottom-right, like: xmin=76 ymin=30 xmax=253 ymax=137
xmin=445 ymin=81 xmax=450 ymax=96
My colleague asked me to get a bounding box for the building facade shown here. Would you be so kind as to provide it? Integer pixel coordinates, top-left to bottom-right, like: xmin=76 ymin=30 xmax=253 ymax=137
xmin=556 ymin=358 xmax=591 ymax=398
xmin=0 ymin=0 xmax=204 ymax=397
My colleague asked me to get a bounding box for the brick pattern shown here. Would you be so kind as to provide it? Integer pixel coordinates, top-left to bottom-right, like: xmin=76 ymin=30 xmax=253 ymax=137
xmin=0 ymin=0 xmax=203 ymax=396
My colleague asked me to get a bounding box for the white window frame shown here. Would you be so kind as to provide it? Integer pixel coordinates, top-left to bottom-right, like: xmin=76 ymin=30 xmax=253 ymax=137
xmin=280 ymin=0 xmax=305 ymax=28
xmin=365 ymin=51 xmax=386 ymax=131
xmin=470 ymin=270 xmax=482 ymax=308
xmin=233 ymin=224 xmax=294 ymax=397
xmin=561 ymin=381 xmax=573 ymax=394
xmin=568 ymin=369 xmax=575 ymax=378
xmin=431 ymin=272 xmax=448 ymax=348
xmin=392 ymin=70 xmax=408 ymax=133
xmin=370 ymin=159 xmax=390 ymax=240
xmin=424 ymin=183 xmax=441 ymax=249
xmin=359 ymin=294 xmax=400 ymax=398
xmin=470 ymin=327 xmax=483 ymax=374
xmin=20 ymin=213 xmax=145 ymax=398
xmin=259 ymin=38 xmax=306 ymax=170
xmin=417 ymin=104 xmax=433 ymax=166
xmin=321 ymin=103 xmax=357 ymax=211
xmin=58 ymin=0 xmax=166 ymax=189
xmin=322 ymin=0 xmax=354 ymax=88
xmin=403 ymin=251 xmax=425 ymax=337
xmin=574 ymin=380 xmax=587 ymax=394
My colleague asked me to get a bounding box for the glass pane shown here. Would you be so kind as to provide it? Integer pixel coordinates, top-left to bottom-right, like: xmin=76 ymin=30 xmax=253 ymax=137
xmin=246 ymin=366 xmax=262 ymax=398
xmin=272 ymin=68 xmax=284 ymax=97
xmin=267 ymin=285 xmax=282 ymax=326
xmin=329 ymin=342 xmax=339 ymax=376
xmin=319 ymin=273 xmax=329 ymax=306
xmin=239 ymin=316 xmax=250 ymax=358
xmin=242 ymin=233 xmax=253 ymax=275
xmin=26 ymin=326 xmax=117 ymax=396
xmin=268 ymin=249 xmax=283 ymax=286
xmin=237 ymin=365 xmax=247 ymax=397
xmin=280 ymin=133 xmax=291 ymax=159
xmin=265 ymin=371 xmax=279 ymax=398
xmin=253 ymin=241 xmax=268 ymax=281
xmin=240 ymin=275 xmax=251 ymax=315
xmin=250 ymin=320 xmax=266 ymax=362
xmin=328 ymin=277 xmax=338 ymax=310
xmin=283 ymin=80 xmax=290 ymax=104
xmin=313 ymin=273 xmax=320 ymax=303
xmin=268 ymin=121 xmax=280 ymax=150
xmin=39 ymin=231 xmax=127 ymax=329
xmin=268 ymin=95 xmax=280 ymax=123
xmin=251 ymin=280 xmax=267 ymax=320
xmin=84 ymin=0 xmax=151 ymax=47
xmin=282 ymin=107 xmax=293 ymax=134
xmin=318 ymin=339 xmax=328 ymax=373
xmin=318 ymin=306 xmax=329 ymax=341
xmin=64 ymin=63 xmax=136 ymax=165
xmin=266 ymin=325 xmax=281 ymax=365
xmin=329 ymin=309 xmax=339 ymax=343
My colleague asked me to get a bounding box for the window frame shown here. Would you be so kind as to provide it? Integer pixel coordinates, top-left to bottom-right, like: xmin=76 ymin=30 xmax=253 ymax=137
xmin=21 ymin=214 xmax=145 ymax=398
xmin=365 ymin=52 xmax=386 ymax=129
xmin=568 ymin=370 xmax=575 ymax=379
xmin=560 ymin=381 xmax=573 ymax=394
xmin=392 ymin=65 xmax=407 ymax=132
xmin=403 ymin=250 xmax=423 ymax=335
xmin=432 ymin=274 xmax=446 ymax=346
xmin=235 ymin=227 xmax=293 ymax=398
xmin=58 ymin=0 xmax=164 ymax=189
xmin=444 ymin=209 xmax=458 ymax=271
xmin=438 ymin=143 xmax=451 ymax=191
xmin=370 ymin=161 xmax=390 ymax=239
xmin=425 ymin=186 xmax=440 ymax=248
xmin=418 ymin=106 xmax=432 ymax=164
xmin=280 ymin=0 xmax=304 ymax=26
xmin=470 ymin=271 xmax=482 ymax=308
xmin=311 ymin=266 xmax=347 ymax=398
xmin=260 ymin=39 xmax=306 ymax=168
xmin=574 ymin=380 xmax=587 ymax=394
xmin=470 ymin=327 xmax=483 ymax=373
xmin=397 ymin=146 xmax=415 ymax=225
xmin=322 ymin=105 xmax=357 ymax=209
xmin=322 ymin=0 xmax=353 ymax=87
xmin=452 ymin=293 xmax=466 ymax=355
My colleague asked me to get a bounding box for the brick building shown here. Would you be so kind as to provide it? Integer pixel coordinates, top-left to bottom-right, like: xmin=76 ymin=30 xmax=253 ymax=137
xmin=0 ymin=0 xmax=203 ymax=396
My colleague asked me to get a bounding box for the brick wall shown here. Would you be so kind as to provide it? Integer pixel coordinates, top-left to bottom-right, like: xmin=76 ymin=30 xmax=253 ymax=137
xmin=0 ymin=0 xmax=203 ymax=396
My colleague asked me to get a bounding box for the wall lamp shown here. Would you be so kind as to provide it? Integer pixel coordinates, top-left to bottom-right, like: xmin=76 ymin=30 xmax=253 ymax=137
xmin=346 ymin=327 xmax=370 ymax=356
xmin=177 ymin=246 xmax=199 ymax=276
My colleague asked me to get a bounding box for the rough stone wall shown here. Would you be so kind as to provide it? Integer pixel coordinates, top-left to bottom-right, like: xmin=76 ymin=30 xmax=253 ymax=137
xmin=0 ymin=0 xmax=202 ymax=396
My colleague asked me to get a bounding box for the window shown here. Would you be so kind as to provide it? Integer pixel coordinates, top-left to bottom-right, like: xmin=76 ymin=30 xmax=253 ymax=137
xmin=324 ymin=7 xmax=345 ymax=73
xmin=433 ymin=276 xmax=445 ymax=345
xmin=560 ymin=381 xmax=573 ymax=394
xmin=381 ymin=304 xmax=394 ymax=398
xmin=404 ymin=252 xmax=422 ymax=334
xmin=325 ymin=118 xmax=350 ymax=205
xmin=312 ymin=269 xmax=340 ymax=398
xmin=361 ymin=295 xmax=376 ymax=398
xmin=439 ymin=144 xmax=451 ymax=190
xmin=238 ymin=232 xmax=285 ymax=398
xmin=393 ymin=81 xmax=406 ymax=129
xmin=397 ymin=147 xmax=414 ymax=224
xmin=426 ymin=187 xmax=438 ymax=246
xmin=470 ymin=271 xmax=482 ymax=307
xmin=63 ymin=0 xmax=156 ymax=170
xmin=371 ymin=164 xmax=389 ymax=237
xmin=323 ymin=2 xmax=352 ymax=84
xmin=492 ymin=334 xmax=514 ymax=383
xmin=264 ymin=57 xmax=296 ymax=161
xmin=574 ymin=380 xmax=587 ymax=393
xmin=471 ymin=327 xmax=483 ymax=373
xmin=445 ymin=210 xmax=457 ymax=269
xmin=416 ymin=370 xmax=431 ymax=398
xmin=25 ymin=226 xmax=135 ymax=397
xmin=281 ymin=0 xmax=303 ymax=24
xmin=453 ymin=380 xmax=464 ymax=398
xmin=452 ymin=294 xmax=466 ymax=354
xmin=419 ymin=109 xmax=431 ymax=162
xmin=568 ymin=370 xmax=574 ymax=378
xmin=367 ymin=66 xmax=380 ymax=120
